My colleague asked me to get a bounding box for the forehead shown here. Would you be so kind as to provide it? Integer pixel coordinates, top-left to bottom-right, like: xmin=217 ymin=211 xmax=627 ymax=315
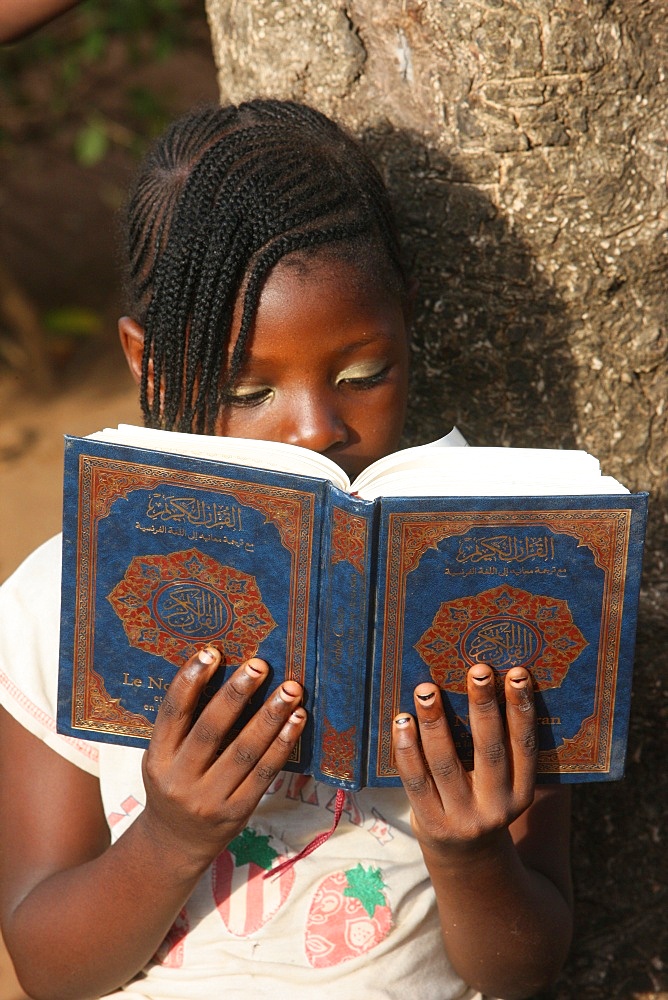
xmin=234 ymin=253 xmax=409 ymax=366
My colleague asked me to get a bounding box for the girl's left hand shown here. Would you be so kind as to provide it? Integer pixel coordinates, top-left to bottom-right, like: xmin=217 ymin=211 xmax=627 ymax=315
xmin=392 ymin=665 xmax=537 ymax=851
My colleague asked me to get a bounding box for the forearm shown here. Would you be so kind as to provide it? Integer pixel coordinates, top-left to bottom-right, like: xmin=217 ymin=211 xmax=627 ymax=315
xmin=394 ymin=669 xmax=573 ymax=998
xmin=2 ymin=654 xmax=307 ymax=1000
xmin=423 ymin=829 xmax=572 ymax=1000
xmin=5 ymin=812 xmax=205 ymax=1000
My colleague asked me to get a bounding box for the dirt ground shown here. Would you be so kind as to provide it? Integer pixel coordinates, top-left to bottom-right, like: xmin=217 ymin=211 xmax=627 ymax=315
xmin=0 ymin=6 xmax=665 ymax=999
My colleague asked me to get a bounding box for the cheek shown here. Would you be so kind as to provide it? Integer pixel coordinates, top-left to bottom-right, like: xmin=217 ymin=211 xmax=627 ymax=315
xmin=384 ymin=375 xmax=409 ymax=428
xmin=214 ymin=400 xmax=311 ymax=445
xmin=213 ymin=407 xmax=272 ymax=441
xmin=355 ymin=384 xmax=407 ymax=449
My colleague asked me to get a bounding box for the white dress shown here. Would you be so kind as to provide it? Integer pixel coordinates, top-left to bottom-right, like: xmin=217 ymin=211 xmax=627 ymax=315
xmin=0 ymin=535 xmax=485 ymax=1000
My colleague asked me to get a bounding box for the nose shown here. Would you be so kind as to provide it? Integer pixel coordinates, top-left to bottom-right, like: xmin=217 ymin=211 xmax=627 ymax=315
xmin=282 ymin=389 xmax=348 ymax=455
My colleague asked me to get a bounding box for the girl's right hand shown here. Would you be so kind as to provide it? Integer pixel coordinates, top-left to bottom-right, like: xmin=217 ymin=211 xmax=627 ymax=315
xmin=140 ymin=647 xmax=306 ymax=874
xmin=0 ymin=648 xmax=305 ymax=998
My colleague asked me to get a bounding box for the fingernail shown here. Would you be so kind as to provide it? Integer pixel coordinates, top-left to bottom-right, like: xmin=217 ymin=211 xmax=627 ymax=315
xmin=279 ymin=681 xmax=301 ymax=701
xmin=244 ymin=659 xmax=265 ymax=677
xmin=394 ymin=715 xmax=411 ymax=727
xmin=416 ymin=691 xmax=436 ymax=703
xmin=508 ymin=671 xmax=532 ymax=710
xmin=471 ymin=672 xmax=492 ymax=685
xmin=290 ymin=708 xmax=306 ymax=723
xmin=198 ymin=646 xmax=217 ymax=666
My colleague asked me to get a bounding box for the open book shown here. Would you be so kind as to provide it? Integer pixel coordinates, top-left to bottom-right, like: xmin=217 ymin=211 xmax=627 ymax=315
xmin=57 ymin=425 xmax=647 ymax=786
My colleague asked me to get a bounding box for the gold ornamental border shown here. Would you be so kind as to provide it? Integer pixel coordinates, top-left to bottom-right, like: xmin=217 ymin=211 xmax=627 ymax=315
xmin=71 ymin=453 xmax=316 ymax=755
xmin=374 ymin=508 xmax=631 ymax=779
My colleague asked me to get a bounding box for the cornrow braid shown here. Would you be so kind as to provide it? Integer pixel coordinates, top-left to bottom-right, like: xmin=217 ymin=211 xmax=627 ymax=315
xmin=123 ymin=99 xmax=409 ymax=434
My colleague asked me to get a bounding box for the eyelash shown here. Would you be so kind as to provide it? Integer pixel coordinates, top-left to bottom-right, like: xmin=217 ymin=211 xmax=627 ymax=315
xmin=339 ymin=366 xmax=392 ymax=389
xmin=222 ymin=388 xmax=273 ymax=408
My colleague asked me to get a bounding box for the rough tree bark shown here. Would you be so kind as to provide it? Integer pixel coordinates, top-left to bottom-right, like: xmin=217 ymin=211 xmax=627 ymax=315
xmin=205 ymin=0 xmax=667 ymax=584
xmin=204 ymin=5 xmax=667 ymax=997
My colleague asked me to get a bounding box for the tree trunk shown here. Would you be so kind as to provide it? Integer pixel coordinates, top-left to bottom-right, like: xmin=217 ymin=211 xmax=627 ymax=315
xmin=204 ymin=6 xmax=668 ymax=997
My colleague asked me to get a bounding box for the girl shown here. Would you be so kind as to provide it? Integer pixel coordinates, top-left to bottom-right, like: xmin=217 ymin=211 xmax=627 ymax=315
xmin=0 ymin=100 xmax=572 ymax=1000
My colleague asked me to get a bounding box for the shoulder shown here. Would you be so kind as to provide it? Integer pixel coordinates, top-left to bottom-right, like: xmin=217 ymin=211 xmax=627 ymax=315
xmin=0 ymin=534 xmax=100 ymax=775
xmin=0 ymin=535 xmax=62 ymax=678
xmin=1 ymin=534 xmax=62 ymax=603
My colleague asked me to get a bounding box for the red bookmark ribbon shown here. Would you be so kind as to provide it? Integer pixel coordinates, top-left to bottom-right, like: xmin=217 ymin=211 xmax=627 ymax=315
xmin=264 ymin=788 xmax=346 ymax=880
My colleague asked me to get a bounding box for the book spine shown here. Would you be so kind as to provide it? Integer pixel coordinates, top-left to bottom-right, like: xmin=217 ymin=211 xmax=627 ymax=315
xmin=311 ymin=487 xmax=376 ymax=791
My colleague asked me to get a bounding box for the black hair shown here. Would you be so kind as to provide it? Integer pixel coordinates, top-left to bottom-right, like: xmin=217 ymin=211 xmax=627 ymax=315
xmin=124 ymin=99 xmax=409 ymax=433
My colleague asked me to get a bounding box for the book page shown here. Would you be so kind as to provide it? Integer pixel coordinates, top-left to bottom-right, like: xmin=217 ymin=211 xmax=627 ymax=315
xmin=349 ymin=427 xmax=467 ymax=494
xmin=91 ymin=424 xmax=351 ymax=491
xmin=355 ymin=447 xmax=628 ymax=500
xmin=89 ymin=425 xmax=629 ymax=500
xmin=89 ymin=424 xmax=467 ymax=493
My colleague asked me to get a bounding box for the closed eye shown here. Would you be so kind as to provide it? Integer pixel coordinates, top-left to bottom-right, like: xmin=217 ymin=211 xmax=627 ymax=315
xmin=337 ymin=365 xmax=392 ymax=389
xmin=221 ymin=387 xmax=273 ymax=408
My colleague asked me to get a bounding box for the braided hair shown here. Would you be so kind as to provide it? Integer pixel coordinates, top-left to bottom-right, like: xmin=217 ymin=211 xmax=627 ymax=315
xmin=124 ymin=99 xmax=409 ymax=434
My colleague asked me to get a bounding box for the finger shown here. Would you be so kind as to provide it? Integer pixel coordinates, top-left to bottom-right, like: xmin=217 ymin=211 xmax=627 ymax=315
xmin=150 ymin=645 xmax=223 ymax=758
xmin=392 ymin=712 xmax=443 ymax=821
xmin=412 ymin=683 xmax=466 ymax=798
xmin=209 ymin=679 xmax=304 ymax=792
xmin=230 ymin=704 xmax=308 ymax=805
xmin=504 ymin=667 xmax=537 ymax=807
xmin=467 ymin=663 xmax=511 ymax=799
xmin=181 ymin=657 xmax=272 ymax=770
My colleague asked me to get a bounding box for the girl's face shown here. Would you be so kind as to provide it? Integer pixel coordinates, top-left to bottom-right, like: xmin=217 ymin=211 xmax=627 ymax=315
xmin=215 ymin=256 xmax=410 ymax=479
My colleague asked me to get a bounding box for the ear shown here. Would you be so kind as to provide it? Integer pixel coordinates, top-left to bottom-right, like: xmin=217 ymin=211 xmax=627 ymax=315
xmin=118 ymin=316 xmax=148 ymax=387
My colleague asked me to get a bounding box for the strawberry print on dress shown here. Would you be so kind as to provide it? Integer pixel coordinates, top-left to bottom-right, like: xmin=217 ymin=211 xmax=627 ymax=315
xmin=213 ymin=827 xmax=295 ymax=936
xmin=305 ymin=864 xmax=392 ymax=967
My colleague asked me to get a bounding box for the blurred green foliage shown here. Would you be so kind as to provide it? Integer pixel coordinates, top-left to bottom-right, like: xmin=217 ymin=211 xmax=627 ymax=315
xmin=0 ymin=0 xmax=192 ymax=163
xmin=43 ymin=306 xmax=103 ymax=337
xmin=0 ymin=0 xmax=205 ymax=362
xmin=73 ymin=118 xmax=110 ymax=165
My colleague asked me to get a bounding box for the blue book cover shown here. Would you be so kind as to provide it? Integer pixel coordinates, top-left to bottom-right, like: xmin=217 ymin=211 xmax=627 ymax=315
xmin=365 ymin=495 xmax=647 ymax=786
xmin=57 ymin=434 xmax=648 ymax=788
xmin=58 ymin=436 xmax=328 ymax=780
